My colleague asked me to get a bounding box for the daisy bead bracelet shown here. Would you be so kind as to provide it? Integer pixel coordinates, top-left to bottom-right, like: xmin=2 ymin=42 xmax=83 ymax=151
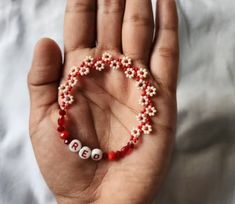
xmin=57 ymin=52 xmax=157 ymax=162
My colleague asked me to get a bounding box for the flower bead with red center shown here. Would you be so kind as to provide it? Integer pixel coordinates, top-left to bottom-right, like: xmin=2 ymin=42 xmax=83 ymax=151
xmin=145 ymin=105 xmax=157 ymax=117
xmin=110 ymin=59 xmax=120 ymax=70
xmin=84 ymin=56 xmax=94 ymax=66
xmin=68 ymin=76 xmax=78 ymax=87
xmin=58 ymin=84 xmax=70 ymax=94
xmin=136 ymin=113 xmax=147 ymax=124
xmin=142 ymin=123 xmax=152 ymax=135
xmin=69 ymin=66 xmax=79 ymax=77
xmin=102 ymin=52 xmax=112 ymax=62
xmin=137 ymin=68 xmax=148 ymax=79
xmin=121 ymin=56 xmax=132 ymax=67
xmin=136 ymin=79 xmax=147 ymax=90
xmin=79 ymin=65 xmax=90 ymax=76
xmin=62 ymin=94 xmax=74 ymax=105
xmin=146 ymin=85 xmax=157 ymax=97
xmin=131 ymin=127 xmax=141 ymax=138
xmin=139 ymin=95 xmax=150 ymax=107
xmin=124 ymin=68 xmax=135 ymax=78
xmin=95 ymin=60 xmax=105 ymax=71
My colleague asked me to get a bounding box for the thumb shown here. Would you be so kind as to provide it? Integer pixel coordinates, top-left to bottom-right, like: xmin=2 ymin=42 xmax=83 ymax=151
xmin=28 ymin=38 xmax=62 ymax=120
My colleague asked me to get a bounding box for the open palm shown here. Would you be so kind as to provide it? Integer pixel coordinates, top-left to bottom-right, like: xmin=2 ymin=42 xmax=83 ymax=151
xmin=28 ymin=0 xmax=178 ymax=203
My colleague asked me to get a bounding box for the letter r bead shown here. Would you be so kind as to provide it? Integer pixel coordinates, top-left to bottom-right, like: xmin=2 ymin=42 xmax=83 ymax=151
xmin=69 ymin=139 xmax=82 ymax=153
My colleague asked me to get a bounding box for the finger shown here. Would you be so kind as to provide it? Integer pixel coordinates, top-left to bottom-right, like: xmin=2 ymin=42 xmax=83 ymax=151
xmin=64 ymin=0 xmax=96 ymax=52
xmin=97 ymin=0 xmax=125 ymax=51
xmin=151 ymin=0 xmax=179 ymax=94
xmin=122 ymin=0 xmax=154 ymax=64
xmin=28 ymin=38 xmax=62 ymax=112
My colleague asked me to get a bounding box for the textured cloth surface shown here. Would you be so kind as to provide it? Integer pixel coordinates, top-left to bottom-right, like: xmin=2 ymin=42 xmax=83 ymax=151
xmin=0 ymin=0 xmax=235 ymax=204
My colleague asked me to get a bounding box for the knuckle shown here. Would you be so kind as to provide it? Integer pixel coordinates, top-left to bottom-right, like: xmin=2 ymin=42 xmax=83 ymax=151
xmin=124 ymin=14 xmax=154 ymax=27
xmin=157 ymin=47 xmax=179 ymax=59
xmin=66 ymin=0 xmax=95 ymax=13
xmin=100 ymin=0 xmax=124 ymax=14
xmin=160 ymin=24 xmax=178 ymax=32
xmin=96 ymin=44 xmax=120 ymax=53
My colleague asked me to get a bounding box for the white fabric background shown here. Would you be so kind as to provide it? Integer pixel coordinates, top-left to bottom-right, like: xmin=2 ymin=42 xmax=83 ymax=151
xmin=0 ymin=0 xmax=235 ymax=204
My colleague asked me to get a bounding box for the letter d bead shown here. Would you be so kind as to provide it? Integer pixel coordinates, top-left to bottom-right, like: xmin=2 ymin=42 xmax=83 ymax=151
xmin=91 ymin=149 xmax=103 ymax=161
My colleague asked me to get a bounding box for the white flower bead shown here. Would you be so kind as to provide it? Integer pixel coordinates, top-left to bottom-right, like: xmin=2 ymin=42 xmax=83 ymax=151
xmin=102 ymin=52 xmax=112 ymax=62
xmin=125 ymin=68 xmax=135 ymax=79
xmin=91 ymin=149 xmax=103 ymax=161
xmin=84 ymin=56 xmax=94 ymax=66
xmin=68 ymin=77 xmax=78 ymax=87
xmin=146 ymin=85 xmax=157 ymax=97
xmin=63 ymin=94 xmax=74 ymax=105
xmin=69 ymin=139 xmax=82 ymax=153
xmin=136 ymin=113 xmax=147 ymax=124
xmin=79 ymin=146 xmax=91 ymax=160
xmin=142 ymin=124 xmax=152 ymax=135
xmin=136 ymin=79 xmax=147 ymax=90
xmin=69 ymin=66 xmax=79 ymax=76
xmin=145 ymin=105 xmax=157 ymax=117
xmin=58 ymin=84 xmax=70 ymax=94
xmin=79 ymin=65 xmax=90 ymax=76
xmin=139 ymin=95 xmax=149 ymax=107
xmin=110 ymin=60 xmax=120 ymax=70
xmin=131 ymin=127 xmax=141 ymax=138
xmin=121 ymin=56 xmax=132 ymax=67
xmin=95 ymin=60 xmax=105 ymax=71
xmin=137 ymin=68 xmax=148 ymax=79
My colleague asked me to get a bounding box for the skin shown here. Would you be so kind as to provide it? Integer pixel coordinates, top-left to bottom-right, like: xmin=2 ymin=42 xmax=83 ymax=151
xmin=27 ymin=0 xmax=179 ymax=203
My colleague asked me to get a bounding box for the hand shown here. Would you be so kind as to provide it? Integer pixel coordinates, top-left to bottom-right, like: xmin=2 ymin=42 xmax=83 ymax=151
xmin=28 ymin=0 xmax=178 ymax=203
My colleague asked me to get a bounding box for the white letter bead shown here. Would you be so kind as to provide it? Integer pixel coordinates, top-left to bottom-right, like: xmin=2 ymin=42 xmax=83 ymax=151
xmin=91 ymin=149 xmax=103 ymax=161
xmin=79 ymin=146 xmax=91 ymax=160
xmin=69 ymin=139 xmax=82 ymax=153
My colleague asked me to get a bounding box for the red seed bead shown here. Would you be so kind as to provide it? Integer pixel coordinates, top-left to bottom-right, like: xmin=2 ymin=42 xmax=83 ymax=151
xmin=102 ymin=152 xmax=108 ymax=160
xmin=133 ymin=137 xmax=139 ymax=143
xmin=60 ymin=131 xmax=70 ymax=140
xmin=59 ymin=109 xmax=66 ymax=116
xmin=129 ymin=142 xmax=134 ymax=149
xmin=141 ymin=91 xmax=146 ymax=96
xmin=64 ymin=139 xmax=71 ymax=145
xmin=116 ymin=151 xmax=121 ymax=159
xmin=147 ymin=117 xmax=152 ymax=124
xmin=108 ymin=151 xmax=116 ymax=161
xmin=57 ymin=126 xmax=65 ymax=132
xmin=121 ymin=145 xmax=130 ymax=156
xmin=120 ymin=149 xmax=126 ymax=157
xmin=58 ymin=117 xmax=65 ymax=126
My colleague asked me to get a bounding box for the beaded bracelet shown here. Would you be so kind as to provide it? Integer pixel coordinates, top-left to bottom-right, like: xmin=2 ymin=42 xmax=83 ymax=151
xmin=57 ymin=53 xmax=157 ymax=161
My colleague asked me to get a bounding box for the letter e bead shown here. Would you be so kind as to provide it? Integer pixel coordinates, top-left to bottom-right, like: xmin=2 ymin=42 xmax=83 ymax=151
xmin=79 ymin=146 xmax=91 ymax=159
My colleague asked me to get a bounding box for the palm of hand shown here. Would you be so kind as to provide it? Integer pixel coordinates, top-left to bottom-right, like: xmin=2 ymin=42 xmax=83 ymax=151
xmin=28 ymin=1 xmax=178 ymax=204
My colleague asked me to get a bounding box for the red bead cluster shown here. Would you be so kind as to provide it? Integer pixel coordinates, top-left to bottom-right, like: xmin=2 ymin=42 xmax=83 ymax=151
xmin=57 ymin=53 xmax=157 ymax=161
